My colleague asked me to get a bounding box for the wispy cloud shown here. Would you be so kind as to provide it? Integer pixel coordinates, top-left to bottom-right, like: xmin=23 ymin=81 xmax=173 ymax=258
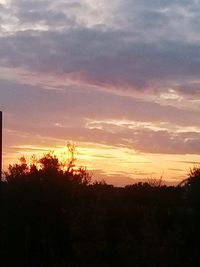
xmin=0 ymin=0 xmax=199 ymax=184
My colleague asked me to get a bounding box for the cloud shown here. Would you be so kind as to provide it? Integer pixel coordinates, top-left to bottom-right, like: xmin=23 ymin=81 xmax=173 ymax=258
xmin=0 ymin=0 xmax=200 ymax=183
xmin=1 ymin=80 xmax=199 ymax=155
xmin=0 ymin=0 xmax=199 ymax=98
xmin=178 ymin=161 xmax=200 ymax=165
xmin=12 ymin=0 xmax=76 ymax=29
xmin=0 ymin=28 xmax=200 ymax=92
xmin=175 ymin=83 xmax=200 ymax=98
xmin=1 ymin=79 xmax=199 ymax=129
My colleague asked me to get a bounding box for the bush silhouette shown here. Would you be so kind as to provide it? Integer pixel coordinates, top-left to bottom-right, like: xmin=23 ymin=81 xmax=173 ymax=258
xmin=183 ymin=166 xmax=200 ymax=206
xmin=2 ymin=151 xmax=200 ymax=267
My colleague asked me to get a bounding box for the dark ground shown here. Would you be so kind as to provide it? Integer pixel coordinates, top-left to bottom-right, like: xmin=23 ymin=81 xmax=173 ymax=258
xmin=2 ymin=160 xmax=200 ymax=267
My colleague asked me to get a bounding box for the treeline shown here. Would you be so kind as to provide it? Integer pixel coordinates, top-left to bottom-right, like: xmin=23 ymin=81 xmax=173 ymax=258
xmin=1 ymin=153 xmax=200 ymax=267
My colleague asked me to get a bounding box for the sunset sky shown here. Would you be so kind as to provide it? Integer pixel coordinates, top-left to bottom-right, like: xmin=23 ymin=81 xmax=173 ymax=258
xmin=0 ymin=0 xmax=200 ymax=186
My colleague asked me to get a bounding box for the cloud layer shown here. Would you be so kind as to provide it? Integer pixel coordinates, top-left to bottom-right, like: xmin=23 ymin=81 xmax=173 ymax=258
xmin=0 ymin=0 xmax=200 ymax=93
xmin=0 ymin=0 xmax=199 ymax=183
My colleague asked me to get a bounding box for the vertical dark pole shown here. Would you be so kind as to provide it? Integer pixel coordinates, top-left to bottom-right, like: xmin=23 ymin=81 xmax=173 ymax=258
xmin=0 ymin=111 xmax=2 ymax=181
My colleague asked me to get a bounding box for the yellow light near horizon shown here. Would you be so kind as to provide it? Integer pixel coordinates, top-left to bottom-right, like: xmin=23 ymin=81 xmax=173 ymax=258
xmin=3 ymin=141 xmax=146 ymax=170
xmin=3 ymin=140 xmax=199 ymax=186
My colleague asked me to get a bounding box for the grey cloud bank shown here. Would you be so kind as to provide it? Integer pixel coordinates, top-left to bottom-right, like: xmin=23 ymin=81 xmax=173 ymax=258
xmin=0 ymin=0 xmax=199 ymax=158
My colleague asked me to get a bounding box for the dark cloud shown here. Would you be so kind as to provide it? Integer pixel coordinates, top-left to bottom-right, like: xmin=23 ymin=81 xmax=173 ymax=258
xmin=131 ymin=0 xmax=189 ymax=7
xmin=0 ymin=29 xmax=200 ymax=92
xmin=12 ymin=0 xmax=76 ymax=27
xmin=0 ymin=0 xmax=199 ymax=97
xmin=16 ymin=9 xmax=72 ymax=26
xmin=175 ymin=84 xmax=200 ymax=98
xmin=0 ymin=0 xmax=200 ymax=167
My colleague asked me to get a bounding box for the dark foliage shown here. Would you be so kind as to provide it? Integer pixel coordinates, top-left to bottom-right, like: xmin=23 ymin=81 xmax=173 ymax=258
xmin=2 ymin=155 xmax=200 ymax=267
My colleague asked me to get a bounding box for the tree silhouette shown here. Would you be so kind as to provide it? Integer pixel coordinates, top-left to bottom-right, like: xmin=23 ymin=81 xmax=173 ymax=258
xmin=5 ymin=156 xmax=28 ymax=183
xmin=2 ymin=149 xmax=200 ymax=267
xmin=39 ymin=153 xmax=60 ymax=173
xmin=183 ymin=166 xmax=200 ymax=206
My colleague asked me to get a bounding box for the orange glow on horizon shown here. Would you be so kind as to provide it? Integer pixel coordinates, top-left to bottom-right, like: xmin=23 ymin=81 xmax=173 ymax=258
xmin=3 ymin=140 xmax=200 ymax=186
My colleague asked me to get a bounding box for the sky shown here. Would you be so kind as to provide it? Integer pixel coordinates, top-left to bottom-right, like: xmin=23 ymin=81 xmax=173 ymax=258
xmin=0 ymin=0 xmax=200 ymax=186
